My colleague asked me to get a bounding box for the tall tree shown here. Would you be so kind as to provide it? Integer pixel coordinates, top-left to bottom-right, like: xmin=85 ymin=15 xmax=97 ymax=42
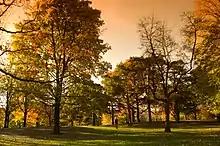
xmin=138 ymin=16 xmax=198 ymax=132
xmin=188 ymin=0 xmax=220 ymax=118
xmin=11 ymin=0 xmax=110 ymax=134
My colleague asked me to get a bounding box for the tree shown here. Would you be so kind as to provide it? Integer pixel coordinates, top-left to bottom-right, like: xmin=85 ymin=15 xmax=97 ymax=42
xmin=190 ymin=66 xmax=218 ymax=119
xmin=64 ymin=78 xmax=109 ymax=126
xmin=102 ymin=71 xmax=124 ymax=125
xmin=115 ymin=61 xmax=138 ymax=125
xmin=11 ymin=0 xmax=110 ymax=134
xmin=190 ymin=0 xmax=220 ymax=75
xmin=127 ymin=56 xmax=159 ymax=123
xmin=138 ymin=16 xmax=198 ymax=132
xmin=0 ymin=75 xmax=17 ymax=128
xmin=103 ymin=62 xmax=136 ymax=126
xmin=14 ymin=82 xmax=40 ymax=127
xmin=189 ymin=0 xmax=220 ymax=117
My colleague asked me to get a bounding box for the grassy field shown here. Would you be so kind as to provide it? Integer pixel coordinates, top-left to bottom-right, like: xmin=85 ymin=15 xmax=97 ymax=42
xmin=0 ymin=122 xmax=220 ymax=146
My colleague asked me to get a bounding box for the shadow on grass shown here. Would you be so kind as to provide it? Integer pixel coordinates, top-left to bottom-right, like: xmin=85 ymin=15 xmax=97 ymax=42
xmin=0 ymin=124 xmax=220 ymax=146
xmin=129 ymin=121 xmax=220 ymax=129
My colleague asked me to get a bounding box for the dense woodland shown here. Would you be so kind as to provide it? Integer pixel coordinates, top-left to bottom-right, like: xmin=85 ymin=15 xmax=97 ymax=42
xmin=0 ymin=0 xmax=219 ymax=134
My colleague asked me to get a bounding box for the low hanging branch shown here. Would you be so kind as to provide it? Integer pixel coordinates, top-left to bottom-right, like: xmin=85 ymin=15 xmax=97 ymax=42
xmin=0 ymin=68 xmax=53 ymax=83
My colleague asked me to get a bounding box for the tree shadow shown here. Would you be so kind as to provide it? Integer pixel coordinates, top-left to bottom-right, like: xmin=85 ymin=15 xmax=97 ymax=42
xmin=130 ymin=121 xmax=220 ymax=129
xmin=0 ymin=125 xmax=219 ymax=146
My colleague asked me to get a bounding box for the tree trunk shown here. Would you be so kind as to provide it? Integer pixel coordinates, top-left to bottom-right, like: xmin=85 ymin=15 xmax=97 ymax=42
xmin=92 ymin=112 xmax=96 ymax=126
xmin=70 ymin=120 xmax=74 ymax=127
xmin=53 ymin=96 xmax=61 ymax=134
xmin=132 ymin=107 xmax=135 ymax=123
xmin=126 ymin=114 xmax=129 ymax=124
xmin=23 ymin=96 xmax=28 ymax=128
xmin=23 ymin=109 xmax=28 ymax=127
xmin=217 ymin=114 xmax=220 ymax=122
xmin=185 ymin=114 xmax=188 ymax=120
xmin=111 ymin=102 xmax=114 ymax=125
xmin=174 ymin=100 xmax=180 ymax=123
xmin=48 ymin=111 xmax=52 ymax=127
xmin=164 ymin=101 xmax=171 ymax=132
xmin=126 ymin=94 xmax=132 ymax=126
xmin=53 ymin=79 xmax=62 ymax=134
xmin=4 ymin=92 xmax=10 ymax=128
xmin=136 ymin=96 xmax=140 ymax=123
xmin=4 ymin=111 xmax=10 ymax=128
xmin=44 ymin=104 xmax=52 ymax=127
xmin=98 ymin=111 xmax=102 ymax=126
xmin=194 ymin=110 xmax=197 ymax=120
xmin=147 ymin=100 xmax=152 ymax=123
xmin=70 ymin=111 xmax=75 ymax=127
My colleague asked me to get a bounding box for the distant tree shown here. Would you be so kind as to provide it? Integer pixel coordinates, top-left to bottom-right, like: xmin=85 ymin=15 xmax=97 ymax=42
xmin=14 ymin=82 xmax=40 ymax=127
xmin=0 ymin=75 xmax=17 ymax=128
xmin=102 ymin=71 xmax=124 ymax=125
xmin=128 ymin=56 xmax=160 ymax=123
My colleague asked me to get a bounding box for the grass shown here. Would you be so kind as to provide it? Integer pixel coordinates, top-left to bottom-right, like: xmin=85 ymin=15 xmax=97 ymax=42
xmin=0 ymin=122 xmax=220 ymax=146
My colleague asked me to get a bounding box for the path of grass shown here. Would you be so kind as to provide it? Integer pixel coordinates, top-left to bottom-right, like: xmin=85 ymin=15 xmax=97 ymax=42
xmin=0 ymin=122 xmax=220 ymax=146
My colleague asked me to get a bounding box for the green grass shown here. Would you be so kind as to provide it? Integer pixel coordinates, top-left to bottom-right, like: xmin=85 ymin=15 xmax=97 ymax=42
xmin=0 ymin=122 xmax=220 ymax=146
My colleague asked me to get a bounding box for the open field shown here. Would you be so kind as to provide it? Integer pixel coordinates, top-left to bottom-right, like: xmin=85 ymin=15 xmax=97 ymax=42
xmin=0 ymin=122 xmax=220 ymax=146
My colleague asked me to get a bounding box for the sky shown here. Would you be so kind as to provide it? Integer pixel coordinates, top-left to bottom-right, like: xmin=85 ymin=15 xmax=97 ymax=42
xmin=5 ymin=0 xmax=196 ymax=83
xmin=7 ymin=0 xmax=196 ymax=69
xmin=91 ymin=0 xmax=196 ymax=69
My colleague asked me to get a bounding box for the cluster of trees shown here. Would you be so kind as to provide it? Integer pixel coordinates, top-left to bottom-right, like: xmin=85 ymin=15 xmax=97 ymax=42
xmin=0 ymin=0 xmax=219 ymax=134
xmin=102 ymin=0 xmax=220 ymax=132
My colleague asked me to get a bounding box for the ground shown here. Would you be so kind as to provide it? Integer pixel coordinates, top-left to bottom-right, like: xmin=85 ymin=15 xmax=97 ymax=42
xmin=0 ymin=122 xmax=220 ymax=146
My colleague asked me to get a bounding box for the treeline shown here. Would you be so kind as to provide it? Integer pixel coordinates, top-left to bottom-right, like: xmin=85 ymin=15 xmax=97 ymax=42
xmin=0 ymin=75 xmax=108 ymax=128
xmin=0 ymin=0 xmax=219 ymax=134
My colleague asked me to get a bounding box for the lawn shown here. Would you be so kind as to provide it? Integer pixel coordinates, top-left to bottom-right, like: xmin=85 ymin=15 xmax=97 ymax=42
xmin=0 ymin=122 xmax=220 ymax=146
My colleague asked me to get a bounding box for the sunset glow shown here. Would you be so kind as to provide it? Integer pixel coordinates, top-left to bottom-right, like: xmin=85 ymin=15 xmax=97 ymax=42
xmin=91 ymin=0 xmax=195 ymax=68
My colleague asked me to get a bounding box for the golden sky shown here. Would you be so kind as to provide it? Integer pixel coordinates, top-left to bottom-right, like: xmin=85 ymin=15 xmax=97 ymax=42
xmin=7 ymin=0 xmax=196 ymax=69
xmin=91 ymin=0 xmax=195 ymax=69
